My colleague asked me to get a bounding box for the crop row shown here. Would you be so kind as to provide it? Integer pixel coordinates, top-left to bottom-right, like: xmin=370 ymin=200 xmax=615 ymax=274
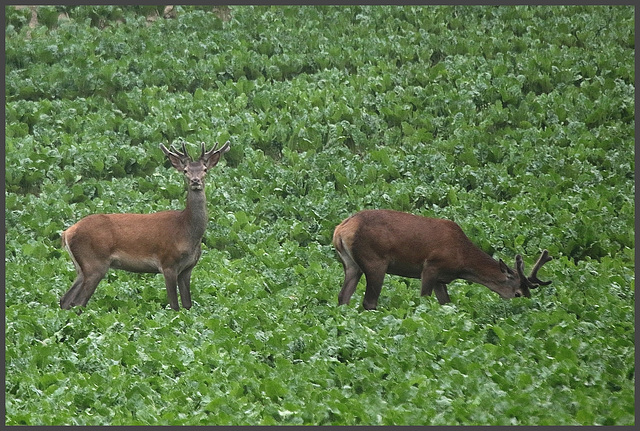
xmin=5 ymin=5 xmax=635 ymax=426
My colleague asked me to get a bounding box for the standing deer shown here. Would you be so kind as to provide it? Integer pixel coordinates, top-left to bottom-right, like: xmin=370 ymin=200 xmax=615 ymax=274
xmin=60 ymin=141 xmax=230 ymax=311
xmin=333 ymin=209 xmax=552 ymax=310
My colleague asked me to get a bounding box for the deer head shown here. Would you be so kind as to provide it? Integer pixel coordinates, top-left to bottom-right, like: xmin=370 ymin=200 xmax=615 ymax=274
xmin=160 ymin=141 xmax=230 ymax=191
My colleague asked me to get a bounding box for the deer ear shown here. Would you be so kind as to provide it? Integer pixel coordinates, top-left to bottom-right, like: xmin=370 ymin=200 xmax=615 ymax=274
xmin=204 ymin=153 xmax=222 ymax=169
xmin=499 ymin=259 xmax=510 ymax=274
xmin=160 ymin=144 xmax=187 ymax=170
xmin=202 ymin=141 xmax=230 ymax=169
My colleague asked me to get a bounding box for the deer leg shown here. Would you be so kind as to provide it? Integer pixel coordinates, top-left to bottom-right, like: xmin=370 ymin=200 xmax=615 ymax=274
xmin=71 ymin=266 xmax=109 ymax=307
xmin=362 ymin=265 xmax=387 ymax=310
xmin=420 ymin=263 xmax=451 ymax=304
xmin=162 ymin=268 xmax=180 ymax=311
xmin=60 ymin=239 xmax=91 ymax=309
xmin=337 ymin=251 xmax=363 ymax=306
xmin=338 ymin=266 xmax=363 ymax=306
xmin=60 ymin=273 xmax=84 ymax=309
xmin=177 ymin=267 xmax=193 ymax=310
xmin=434 ymin=283 xmax=451 ymax=305
xmin=420 ymin=262 xmax=438 ymax=297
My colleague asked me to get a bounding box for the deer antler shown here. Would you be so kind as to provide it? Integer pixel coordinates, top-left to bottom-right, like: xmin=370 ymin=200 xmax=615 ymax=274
xmin=179 ymin=142 xmax=191 ymax=161
xmin=516 ymin=250 xmax=552 ymax=290
xmin=528 ymin=249 xmax=552 ymax=286
xmin=160 ymin=142 xmax=193 ymax=169
xmin=203 ymin=141 xmax=231 ymax=159
xmin=160 ymin=142 xmax=190 ymax=159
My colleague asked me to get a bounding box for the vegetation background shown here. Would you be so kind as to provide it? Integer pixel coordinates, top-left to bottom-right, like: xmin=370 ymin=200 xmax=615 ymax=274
xmin=4 ymin=5 xmax=635 ymax=425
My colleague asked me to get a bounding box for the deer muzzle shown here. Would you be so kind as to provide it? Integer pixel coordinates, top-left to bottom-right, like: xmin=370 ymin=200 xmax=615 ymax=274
xmin=190 ymin=179 xmax=203 ymax=190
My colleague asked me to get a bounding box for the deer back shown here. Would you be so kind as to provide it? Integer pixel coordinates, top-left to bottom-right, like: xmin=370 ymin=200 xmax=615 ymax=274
xmin=335 ymin=209 xmax=474 ymax=272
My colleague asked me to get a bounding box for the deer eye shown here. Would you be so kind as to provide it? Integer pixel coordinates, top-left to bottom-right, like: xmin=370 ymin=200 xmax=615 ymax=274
xmin=183 ymin=168 xmax=188 ymax=173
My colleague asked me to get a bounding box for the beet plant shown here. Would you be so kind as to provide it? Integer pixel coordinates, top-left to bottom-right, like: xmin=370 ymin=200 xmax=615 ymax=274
xmin=5 ymin=5 xmax=634 ymax=426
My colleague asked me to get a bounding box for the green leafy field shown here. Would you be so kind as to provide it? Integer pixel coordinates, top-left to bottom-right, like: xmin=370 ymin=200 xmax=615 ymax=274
xmin=5 ymin=5 xmax=635 ymax=425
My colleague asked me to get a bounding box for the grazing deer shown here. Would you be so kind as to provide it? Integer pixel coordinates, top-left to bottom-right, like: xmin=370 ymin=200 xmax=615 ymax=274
xmin=333 ymin=209 xmax=552 ymax=310
xmin=60 ymin=141 xmax=230 ymax=311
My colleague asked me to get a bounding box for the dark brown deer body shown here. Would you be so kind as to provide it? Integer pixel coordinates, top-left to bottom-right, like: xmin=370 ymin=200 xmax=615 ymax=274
xmin=333 ymin=209 xmax=551 ymax=310
xmin=60 ymin=141 xmax=230 ymax=311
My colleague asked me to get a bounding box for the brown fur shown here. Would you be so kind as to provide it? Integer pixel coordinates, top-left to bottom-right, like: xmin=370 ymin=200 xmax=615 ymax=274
xmin=333 ymin=209 xmax=550 ymax=309
xmin=59 ymin=142 xmax=229 ymax=311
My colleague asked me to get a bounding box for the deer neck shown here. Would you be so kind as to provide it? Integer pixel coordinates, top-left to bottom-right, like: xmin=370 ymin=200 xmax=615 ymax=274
xmin=460 ymin=246 xmax=503 ymax=287
xmin=183 ymin=188 xmax=208 ymax=241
